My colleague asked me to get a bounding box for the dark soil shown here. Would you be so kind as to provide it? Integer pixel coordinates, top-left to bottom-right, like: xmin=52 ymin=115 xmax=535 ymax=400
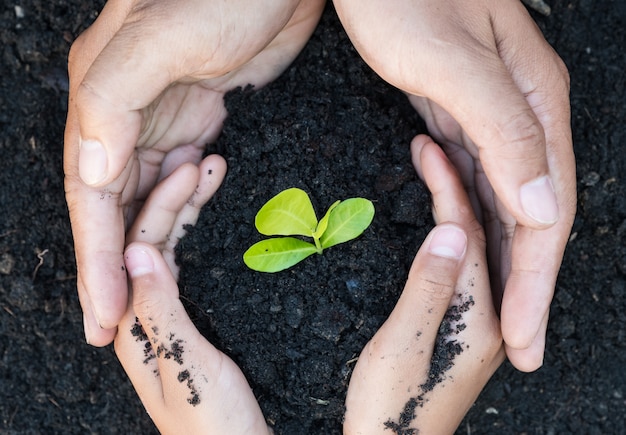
xmin=1 ymin=1 xmax=625 ymax=434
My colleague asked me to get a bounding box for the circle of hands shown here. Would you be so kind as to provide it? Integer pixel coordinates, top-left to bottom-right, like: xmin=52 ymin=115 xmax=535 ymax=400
xmin=64 ymin=0 xmax=576 ymax=433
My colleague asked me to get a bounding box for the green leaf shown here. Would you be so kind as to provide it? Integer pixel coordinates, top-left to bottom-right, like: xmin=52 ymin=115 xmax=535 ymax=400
xmin=320 ymin=198 xmax=375 ymax=249
xmin=243 ymin=238 xmax=318 ymax=273
xmin=313 ymin=200 xmax=341 ymax=240
xmin=255 ymin=188 xmax=318 ymax=237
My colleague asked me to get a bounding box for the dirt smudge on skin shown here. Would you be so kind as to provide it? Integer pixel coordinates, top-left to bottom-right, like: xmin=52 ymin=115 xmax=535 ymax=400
xmin=131 ymin=318 xmax=156 ymax=366
xmin=131 ymin=319 xmax=198 ymax=404
xmin=384 ymin=294 xmax=475 ymax=434
xmin=178 ymin=369 xmax=201 ymax=406
xmin=156 ymin=337 xmax=185 ymax=365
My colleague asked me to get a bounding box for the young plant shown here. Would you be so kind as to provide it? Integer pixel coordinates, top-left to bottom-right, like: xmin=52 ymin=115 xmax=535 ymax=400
xmin=243 ymin=188 xmax=375 ymax=272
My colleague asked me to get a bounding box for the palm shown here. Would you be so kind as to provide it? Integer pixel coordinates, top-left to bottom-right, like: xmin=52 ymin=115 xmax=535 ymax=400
xmin=117 ymin=83 xmax=223 ymax=225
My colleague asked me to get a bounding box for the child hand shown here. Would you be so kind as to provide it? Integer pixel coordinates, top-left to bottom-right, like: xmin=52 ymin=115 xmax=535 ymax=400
xmin=113 ymin=155 xmax=271 ymax=434
xmin=344 ymin=136 xmax=505 ymax=434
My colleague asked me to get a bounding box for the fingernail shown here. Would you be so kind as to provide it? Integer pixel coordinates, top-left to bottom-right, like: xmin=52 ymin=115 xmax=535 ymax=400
xmin=520 ymin=176 xmax=559 ymax=225
xmin=79 ymin=139 xmax=108 ymax=185
xmin=125 ymin=246 xmax=154 ymax=278
xmin=428 ymin=225 xmax=467 ymax=259
xmin=83 ymin=313 xmax=93 ymax=345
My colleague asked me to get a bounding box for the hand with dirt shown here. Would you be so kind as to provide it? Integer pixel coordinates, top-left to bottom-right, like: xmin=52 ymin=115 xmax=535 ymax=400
xmin=64 ymin=0 xmax=326 ymax=346
xmin=334 ymin=0 xmax=576 ymax=371
xmin=343 ymin=136 xmax=506 ymax=434
xmin=114 ymin=155 xmax=271 ymax=434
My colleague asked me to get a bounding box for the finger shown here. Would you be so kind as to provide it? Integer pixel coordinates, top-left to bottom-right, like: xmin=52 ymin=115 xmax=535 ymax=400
xmin=65 ymin=163 xmax=133 ymax=335
xmin=500 ymin=220 xmax=566 ymax=361
xmin=119 ymin=243 xmax=220 ymax=411
xmin=411 ymin=135 xmax=479 ymax=230
xmin=412 ymin=133 xmax=515 ymax=303
xmin=126 ymin=163 xmax=200 ymax=248
xmin=389 ymin=224 xmax=468 ymax=344
xmin=470 ymin=4 xmax=571 ymax=230
xmin=63 ymin=0 xmax=136 ymax=343
xmin=66 ymin=0 xmax=136 ymax=187
xmin=163 ymin=155 xmax=227 ymax=276
xmin=495 ymin=5 xmax=575 ymax=368
xmin=424 ymin=57 xmax=559 ymax=231
xmin=120 ymin=243 xmax=268 ymax=433
xmin=504 ymin=310 xmax=548 ymax=372
xmin=411 ymin=135 xmax=499 ymax=340
xmin=77 ymin=283 xmax=117 ymax=347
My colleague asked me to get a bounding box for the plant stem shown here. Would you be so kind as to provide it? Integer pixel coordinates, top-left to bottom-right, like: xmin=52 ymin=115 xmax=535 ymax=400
xmin=313 ymin=236 xmax=323 ymax=254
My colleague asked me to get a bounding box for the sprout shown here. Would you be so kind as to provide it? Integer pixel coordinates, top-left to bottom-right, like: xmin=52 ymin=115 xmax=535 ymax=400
xmin=243 ymin=188 xmax=374 ymax=272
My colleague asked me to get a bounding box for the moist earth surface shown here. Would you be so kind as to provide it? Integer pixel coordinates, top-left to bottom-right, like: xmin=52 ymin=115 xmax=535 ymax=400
xmin=0 ymin=1 xmax=625 ymax=434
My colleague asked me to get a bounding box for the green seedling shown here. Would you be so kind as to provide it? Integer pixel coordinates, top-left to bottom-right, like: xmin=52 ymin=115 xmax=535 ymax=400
xmin=243 ymin=188 xmax=375 ymax=272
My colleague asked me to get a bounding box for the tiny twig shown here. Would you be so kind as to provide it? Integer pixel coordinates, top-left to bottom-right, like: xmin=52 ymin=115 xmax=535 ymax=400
xmin=521 ymin=0 xmax=551 ymax=16
xmin=32 ymin=248 xmax=49 ymax=281
xmin=0 ymin=229 xmax=18 ymax=239
xmin=345 ymin=356 xmax=359 ymax=366
xmin=3 ymin=305 xmax=15 ymax=317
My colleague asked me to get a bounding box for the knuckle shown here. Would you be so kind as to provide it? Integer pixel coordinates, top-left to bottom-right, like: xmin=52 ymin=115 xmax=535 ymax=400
xmin=132 ymin=285 xmax=165 ymax=322
xmin=500 ymin=110 xmax=545 ymax=153
xmin=551 ymin=55 xmax=571 ymax=92
xmin=354 ymin=333 xmax=403 ymax=374
xmin=469 ymin=219 xmax=488 ymax=246
xmin=67 ymin=35 xmax=86 ymax=76
xmin=410 ymin=264 xmax=456 ymax=305
xmin=559 ymin=61 xmax=571 ymax=90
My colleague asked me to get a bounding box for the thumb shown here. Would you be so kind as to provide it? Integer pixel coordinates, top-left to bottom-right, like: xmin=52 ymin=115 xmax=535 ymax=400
xmin=425 ymin=54 xmax=559 ymax=230
xmin=124 ymin=242 xmax=183 ymax=322
xmin=382 ymin=224 xmax=468 ymax=347
xmin=73 ymin=3 xmax=193 ymax=186
xmin=442 ymin=8 xmax=566 ymax=230
xmin=344 ymin=224 xmax=467 ymax=432
xmin=335 ymin=0 xmax=561 ymax=228
xmin=407 ymin=5 xmax=561 ymax=229
xmin=74 ymin=35 xmax=162 ymax=187
xmin=123 ymin=243 xmax=209 ymax=357
xmin=73 ymin=0 xmax=298 ymax=187
xmin=67 ymin=0 xmax=146 ymax=187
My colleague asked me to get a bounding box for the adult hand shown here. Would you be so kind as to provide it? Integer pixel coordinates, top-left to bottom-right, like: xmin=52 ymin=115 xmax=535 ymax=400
xmin=344 ymin=136 xmax=505 ymax=434
xmin=334 ymin=0 xmax=576 ymax=371
xmin=114 ymin=155 xmax=271 ymax=434
xmin=64 ymin=0 xmax=326 ymax=346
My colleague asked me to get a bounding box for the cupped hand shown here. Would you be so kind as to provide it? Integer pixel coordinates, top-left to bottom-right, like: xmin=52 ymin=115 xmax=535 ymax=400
xmin=344 ymin=136 xmax=505 ymax=434
xmin=114 ymin=155 xmax=271 ymax=434
xmin=64 ymin=0 xmax=326 ymax=346
xmin=334 ymin=0 xmax=576 ymax=371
